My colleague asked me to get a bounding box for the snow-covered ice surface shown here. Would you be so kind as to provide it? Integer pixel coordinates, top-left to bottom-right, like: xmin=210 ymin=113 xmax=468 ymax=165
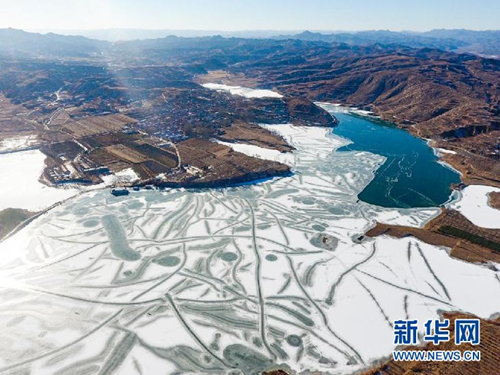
xmin=435 ymin=148 xmax=457 ymax=155
xmin=0 ymin=125 xmax=499 ymax=374
xmin=449 ymin=185 xmax=500 ymax=229
xmin=0 ymin=150 xmax=140 ymax=213
xmin=0 ymin=150 xmax=78 ymax=211
xmin=216 ymin=139 xmax=294 ymax=165
xmin=0 ymin=135 xmax=38 ymax=152
xmin=315 ymin=102 xmax=379 ymax=118
xmin=202 ymin=83 xmax=283 ymax=98
xmin=101 ymin=167 xmax=139 ymax=186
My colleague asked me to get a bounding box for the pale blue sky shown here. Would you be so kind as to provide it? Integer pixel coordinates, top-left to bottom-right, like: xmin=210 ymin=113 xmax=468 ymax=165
xmin=0 ymin=0 xmax=499 ymax=32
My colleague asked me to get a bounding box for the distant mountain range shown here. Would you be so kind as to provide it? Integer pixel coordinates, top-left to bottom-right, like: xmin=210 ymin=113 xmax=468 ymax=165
xmin=0 ymin=28 xmax=107 ymax=58
xmin=20 ymin=28 xmax=500 ymax=57
xmin=0 ymin=27 xmax=499 ymax=188
xmin=277 ymin=29 xmax=500 ymax=57
xmin=30 ymin=28 xmax=289 ymax=41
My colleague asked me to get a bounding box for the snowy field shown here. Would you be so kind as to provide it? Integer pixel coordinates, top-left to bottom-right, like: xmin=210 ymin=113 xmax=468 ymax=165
xmin=216 ymin=139 xmax=293 ymax=165
xmin=0 ymin=150 xmax=78 ymax=211
xmin=449 ymin=184 xmax=500 ymax=229
xmin=0 ymin=124 xmax=499 ymax=374
xmin=101 ymin=167 xmax=139 ymax=186
xmin=0 ymin=135 xmax=38 ymax=152
xmin=0 ymin=150 xmax=140 ymax=213
xmin=202 ymin=83 xmax=283 ymax=98
xmin=315 ymin=102 xmax=379 ymax=118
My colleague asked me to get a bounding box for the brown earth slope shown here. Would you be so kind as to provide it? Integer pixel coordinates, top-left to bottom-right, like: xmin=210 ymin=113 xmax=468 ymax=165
xmin=211 ymin=46 xmax=500 ymax=187
xmin=489 ymin=192 xmax=500 ymax=210
xmin=155 ymin=138 xmax=291 ymax=188
xmin=218 ymin=121 xmax=294 ymax=152
xmin=366 ymin=209 xmax=500 ymax=264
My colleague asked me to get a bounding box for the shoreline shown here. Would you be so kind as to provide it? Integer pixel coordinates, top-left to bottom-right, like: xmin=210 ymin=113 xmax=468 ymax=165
xmin=323 ymin=101 xmax=500 ymax=190
xmin=318 ymin=103 xmax=463 ymax=210
xmin=2 ymin=118 xmax=499 ymax=374
xmin=0 ymin=94 xmax=493 ymax=244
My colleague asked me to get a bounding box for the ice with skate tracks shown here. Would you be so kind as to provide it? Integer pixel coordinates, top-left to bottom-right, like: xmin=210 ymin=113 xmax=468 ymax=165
xmin=0 ymin=124 xmax=499 ymax=374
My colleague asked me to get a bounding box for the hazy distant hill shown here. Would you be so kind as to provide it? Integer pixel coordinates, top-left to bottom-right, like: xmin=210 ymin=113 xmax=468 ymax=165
xmin=0 ymin=28 xmax=324 ymax=62
xmin=0 ymin=28 xmax=106 ymax=58
xmin=277 ymin=29 xmax=500 ymax=57
xmin=422 ymin=29 xmax=500 ymax=56
xmin=31 ymin=28 xmax=289 ymax=42
xmin=278 ymin=30 xmax=467 ymax=50
xmin=2 ymin=28 xmax=499 ymax=59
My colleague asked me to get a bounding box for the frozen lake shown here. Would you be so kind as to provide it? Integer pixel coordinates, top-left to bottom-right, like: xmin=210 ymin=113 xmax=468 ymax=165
xmin=319 ymin=103 xmax=460 ymax=208
xmin=0 ymin=124 xmax=499 ymax=374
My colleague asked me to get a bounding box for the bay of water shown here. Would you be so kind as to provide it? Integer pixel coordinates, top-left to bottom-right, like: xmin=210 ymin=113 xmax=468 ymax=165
xmin=331 ymin=112 xmax=460 ymax=208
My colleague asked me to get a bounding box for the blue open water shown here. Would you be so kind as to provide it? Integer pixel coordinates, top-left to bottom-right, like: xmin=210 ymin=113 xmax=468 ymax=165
xmin=333 ymin=112 xmax=460 ymax=208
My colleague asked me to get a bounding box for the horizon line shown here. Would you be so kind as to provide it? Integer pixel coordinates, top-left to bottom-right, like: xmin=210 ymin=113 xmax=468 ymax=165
xmin=13 ymin=27 xmax=500 ymax=34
